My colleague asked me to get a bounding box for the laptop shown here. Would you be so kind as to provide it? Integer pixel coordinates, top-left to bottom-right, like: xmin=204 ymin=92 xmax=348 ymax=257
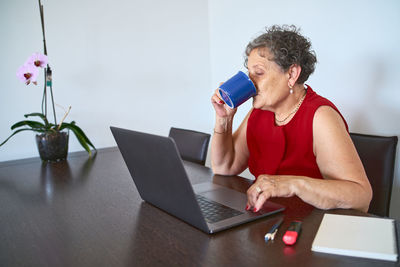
xmin=110 ymin=126 xmax=285 ymax=234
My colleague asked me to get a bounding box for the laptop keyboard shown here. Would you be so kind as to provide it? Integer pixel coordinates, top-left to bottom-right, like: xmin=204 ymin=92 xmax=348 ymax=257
xmin=195 ymin=194 xmax=243 ymax=223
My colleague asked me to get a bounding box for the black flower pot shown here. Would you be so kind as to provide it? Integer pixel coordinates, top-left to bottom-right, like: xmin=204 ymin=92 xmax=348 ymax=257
xmin=35 ymin=129 xmax=69 ymax=162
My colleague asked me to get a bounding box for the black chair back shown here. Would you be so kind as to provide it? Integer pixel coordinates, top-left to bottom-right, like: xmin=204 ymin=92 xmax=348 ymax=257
xmin=350 ymin=132 xmax=398 ymax=217
xmin=169 ymin=127 xmax=211 ymax=166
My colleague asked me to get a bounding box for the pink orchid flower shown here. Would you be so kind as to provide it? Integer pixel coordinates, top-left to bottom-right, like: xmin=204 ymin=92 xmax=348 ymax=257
xmin=16 ymin=63 xmax=39 ymax=85
xmin=27 ymin=52 xmax=48 ymax=68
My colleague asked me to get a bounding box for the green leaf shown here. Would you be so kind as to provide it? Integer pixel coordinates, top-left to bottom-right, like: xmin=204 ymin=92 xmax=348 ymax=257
xmin=60 ymin=123 xmax=96 ymax=156
xmin=0 ymin=128 xmax=37 ymax=147
xmin=11 ymin=120 xmax=46 ymax=131
xmin=24 ymin=112 xmax=49 ymax=126
xmin=60 ymin=122 xmax=96 ymax=149
xmin=69 ymin=127 xmax=91 ymax=156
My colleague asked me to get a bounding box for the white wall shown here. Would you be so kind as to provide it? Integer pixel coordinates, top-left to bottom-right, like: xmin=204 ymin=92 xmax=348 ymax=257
xmin=0 ymin=0 xmax=212 ymax=161
xmin=1 ymin=0 xmax=400 ymax=218
xmin=208 ymin=0 xmax=400 ymax=218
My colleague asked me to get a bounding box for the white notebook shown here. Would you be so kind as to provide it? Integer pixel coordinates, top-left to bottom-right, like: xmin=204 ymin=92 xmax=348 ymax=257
xmin=312 ymin=214 xmax=398 ymax=262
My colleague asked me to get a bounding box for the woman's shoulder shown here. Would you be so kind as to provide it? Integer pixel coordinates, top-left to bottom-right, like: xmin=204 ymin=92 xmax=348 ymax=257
xmin=304 ymin=85 xmax=336 ymax=108
xmin=303 ymin=85 xmax=349 ymax=131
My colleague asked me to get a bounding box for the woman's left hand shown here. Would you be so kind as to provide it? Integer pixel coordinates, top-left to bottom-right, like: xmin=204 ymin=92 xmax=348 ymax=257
xmin=246 ymin=175 xmax=296 ymax=212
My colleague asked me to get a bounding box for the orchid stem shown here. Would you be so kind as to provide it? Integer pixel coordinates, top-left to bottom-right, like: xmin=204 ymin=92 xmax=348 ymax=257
xmin=39 ymin=1 xmax=57 ymax=128
xmin=47 ymin=66 xmax=57 ymax=126
xmin=38 ymin=0 xmax=47 ymax=56
xmin=49 ymin=85 xmax=57 ymax=126
xmin=41 ymin=71 xmax=46 ymax=115
xmin=44 ymin=72 xmax=47 ymax=118
xmin=57 ymin=106 xmax=71 ymax=131
xmin=39 ymin=0 xmax=49 ymax=126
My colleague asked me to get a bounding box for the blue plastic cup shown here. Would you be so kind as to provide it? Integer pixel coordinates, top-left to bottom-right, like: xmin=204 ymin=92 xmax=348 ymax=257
xmin=218 ymin=71 xmax=257 ymax=108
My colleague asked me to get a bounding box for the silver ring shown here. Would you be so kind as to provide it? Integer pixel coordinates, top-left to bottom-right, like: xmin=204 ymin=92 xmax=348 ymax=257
xmin=255 ymin=186 xmax=262 ymax=194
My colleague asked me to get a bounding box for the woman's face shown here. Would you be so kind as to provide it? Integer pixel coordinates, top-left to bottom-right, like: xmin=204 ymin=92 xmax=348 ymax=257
xmin=247 ymin=48 xmax=289 ymax=110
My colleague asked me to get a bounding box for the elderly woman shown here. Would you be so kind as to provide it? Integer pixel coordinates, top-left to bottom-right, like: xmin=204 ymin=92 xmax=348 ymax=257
xmin=211 ymin=25 xmax=372 ymax=213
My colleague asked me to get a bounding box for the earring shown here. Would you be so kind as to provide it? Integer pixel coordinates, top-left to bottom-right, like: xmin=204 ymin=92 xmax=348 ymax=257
xmin=289 ymin=84 xmax=293 ymax=94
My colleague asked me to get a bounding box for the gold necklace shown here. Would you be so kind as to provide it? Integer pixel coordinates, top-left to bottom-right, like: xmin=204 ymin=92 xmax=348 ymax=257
xmin=275 ymin=92 xmax=307 ymax=123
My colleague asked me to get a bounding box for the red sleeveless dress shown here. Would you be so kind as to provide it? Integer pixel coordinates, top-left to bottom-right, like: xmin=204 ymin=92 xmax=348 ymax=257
xmin=246 ymin=85 xmax=348 ymax=215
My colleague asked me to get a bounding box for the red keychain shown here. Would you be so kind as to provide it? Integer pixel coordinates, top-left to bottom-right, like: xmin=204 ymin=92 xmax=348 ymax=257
xmin=283 ymin=221 xmax=302 ymax=245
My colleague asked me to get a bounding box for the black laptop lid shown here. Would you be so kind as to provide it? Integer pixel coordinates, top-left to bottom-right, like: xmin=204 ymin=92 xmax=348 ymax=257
xmin=110 ymin=126 xmax=209 ymax=232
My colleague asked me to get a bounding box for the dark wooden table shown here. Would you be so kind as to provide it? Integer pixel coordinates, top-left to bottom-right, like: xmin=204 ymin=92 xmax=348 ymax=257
xmin=0 ymin=147 xmax=398 ymax=266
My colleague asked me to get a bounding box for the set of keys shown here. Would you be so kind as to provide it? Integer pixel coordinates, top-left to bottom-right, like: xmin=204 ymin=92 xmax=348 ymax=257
xmin=264 ymin=228 xmax=280 ymax=243
xmin=264 ymin=218 xmax=302 ymax=245
xmin=264 ymin=218 xmax=283 ymax=243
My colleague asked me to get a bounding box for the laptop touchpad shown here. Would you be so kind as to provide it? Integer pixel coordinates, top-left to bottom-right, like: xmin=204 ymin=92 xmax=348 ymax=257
xmin=200 ymin=188 xmax=247 ymax=210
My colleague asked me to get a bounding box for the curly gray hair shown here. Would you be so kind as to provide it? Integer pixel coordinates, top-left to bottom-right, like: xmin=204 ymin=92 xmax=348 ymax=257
xmin=244 ymin=25 xmax=317 ymax=84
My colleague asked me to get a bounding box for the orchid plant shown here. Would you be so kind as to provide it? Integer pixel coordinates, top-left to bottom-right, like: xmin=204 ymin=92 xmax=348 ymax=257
xmin=0 ymin=0 xmax=95 ymax=156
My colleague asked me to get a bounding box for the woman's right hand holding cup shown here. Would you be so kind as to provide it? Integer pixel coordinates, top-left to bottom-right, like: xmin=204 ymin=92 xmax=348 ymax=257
xmin=211 ymin=86 xmax=237 ymax=119
xmin=211 ymin=71 xmax=257 ymax=118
